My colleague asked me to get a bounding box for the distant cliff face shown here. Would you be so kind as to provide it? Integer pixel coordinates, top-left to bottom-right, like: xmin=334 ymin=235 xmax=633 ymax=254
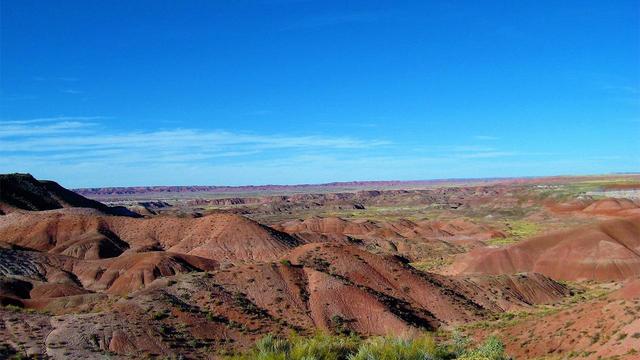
xmin=0 ymin=173 xmax=140 ymax=217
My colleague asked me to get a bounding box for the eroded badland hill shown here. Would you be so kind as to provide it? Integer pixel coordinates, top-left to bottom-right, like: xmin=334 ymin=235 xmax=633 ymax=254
xmin=1 ymin=173 xmax=639 ymax=359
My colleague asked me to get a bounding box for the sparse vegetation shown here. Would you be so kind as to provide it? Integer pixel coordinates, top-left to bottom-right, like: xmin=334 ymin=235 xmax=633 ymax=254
xmin=410 ymin=257 xmax=453 ymax=272
xmin=152 ymin=310 xmax=170 ymax=320
xmin=226 ymin=333 xmax=510 ymax=360
xmin=486 ymin=220 xmax=539 ymax=246
xmin=280 ymin=259 xmax=292 ymax=267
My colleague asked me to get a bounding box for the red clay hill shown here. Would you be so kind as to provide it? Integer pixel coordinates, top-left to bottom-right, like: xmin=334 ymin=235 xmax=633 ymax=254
xmin=274 ymin=216 xmax=504 ymax=260
xmin=0 ymin=243 xmax=569 ymax=357
xmin=0 ymin=208 xmax=300 ymax=263
xmin=449 ymin=215 xmax=640 ymax=281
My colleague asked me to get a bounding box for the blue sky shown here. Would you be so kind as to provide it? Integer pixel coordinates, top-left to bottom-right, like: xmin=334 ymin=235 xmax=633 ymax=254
xmin=1 ymin=0 xmax=639 ymax=188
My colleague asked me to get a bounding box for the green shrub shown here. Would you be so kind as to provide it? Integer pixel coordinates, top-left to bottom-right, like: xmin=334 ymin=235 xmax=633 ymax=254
xmin=226 ymin=332 xmax=509 ymax=360
xmin=457 ymin=336 xmax=508 ymax=360
xmin=280 ymin=259 xmax=292 ymax=267
xmin=288 ymin=333 xmax=359 ymax=360
xmin=349 ymin=335 xmax=439 ymax=360
xmin=229 ymin=333 xmax=358 ymax=360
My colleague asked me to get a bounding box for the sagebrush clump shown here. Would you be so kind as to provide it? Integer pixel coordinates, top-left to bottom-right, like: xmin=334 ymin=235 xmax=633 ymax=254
xmin=227 ymin=332 xmax=510 ymax=360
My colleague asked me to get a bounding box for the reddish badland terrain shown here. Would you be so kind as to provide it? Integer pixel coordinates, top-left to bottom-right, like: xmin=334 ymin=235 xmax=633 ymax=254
xmin=1 ymin=173 xmax=639 ymax=359
xmin=447 ymin=215 xmax=640 ymax=281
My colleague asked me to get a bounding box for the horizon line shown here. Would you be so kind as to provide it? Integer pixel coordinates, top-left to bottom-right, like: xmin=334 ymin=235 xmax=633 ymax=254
xmin=64 ymin=172 xmax=640 ymax=191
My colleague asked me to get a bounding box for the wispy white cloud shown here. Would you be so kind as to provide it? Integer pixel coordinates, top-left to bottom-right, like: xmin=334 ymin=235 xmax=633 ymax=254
xmin=473 ymin=135 xmax=499 ymax=140
xmin=456 ymin=151 xmax=516 ymax=159
xmin=60 ymin=89 xmax=83 ymax=94
xmin=2 ymin=116 xmax=628 ymax=187
xmin=0 ymin=119 xmax=390 ymax=167
xmin=0 ymin=116 xmax=112 ymax=125
xmin=0 ymin=121 xmax=96 ymax=138
xmin=317 ymin=121 xmax=379 ymax=128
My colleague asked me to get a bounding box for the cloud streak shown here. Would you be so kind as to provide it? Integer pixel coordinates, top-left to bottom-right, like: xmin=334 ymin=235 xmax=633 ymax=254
xmin=473 ymin=135 xmax=499 ymax=141
xmin=1 ymin=116 xmax=112 ymax=125
xmin=3 ymin=116 xmax=630 ymax=187
xmin=0 ymin=118 xmax=390 ymax=167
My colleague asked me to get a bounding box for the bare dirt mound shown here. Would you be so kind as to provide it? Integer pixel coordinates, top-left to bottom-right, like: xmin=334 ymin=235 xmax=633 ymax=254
xmin=451 ymin=273 xmax=571 ymax=311
xmin=0 ymin=249 xmax=218 ymax=298
xmin=582 ymin=198 xmax=640 ymax=216
xmin=0 ymin=209 xmax=130 ymax=260
xmin=548 ymin=197 xmax=640 ymax=217
xmin=284 ymin=243 xmax=566 ymax=328
xmin=29 ymin=282 xmax=92 ymax=299
xmin=109 ymin=213 xmax=300 ymax=263
xmin=274 ymin=216 xmax=502 ymax=262
xmin=73 ymin=252 xmax=219 ymax=295
xmin=0 ymin=173 xmax=139 ymax=217
xmin=285 ymin=243 xmax=485 ymax=330
xmin=0 ymin=243 xmax=571 ymax=358
xmin=0 ymin=209 xmax=299 ymax=263
xmin=276 ymin=217 xmax=501 ymax=242
xmin=469 ymin=278 xmax=640 ymax=359
xmin=449 ymin=216 xmax=640 ymax=281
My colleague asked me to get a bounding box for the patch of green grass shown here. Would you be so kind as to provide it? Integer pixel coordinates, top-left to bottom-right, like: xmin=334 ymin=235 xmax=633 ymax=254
xmin=410 ymin=257 xmax=453 ymax=272
xmin=486 ymin=220 xmax=539 ymax=247
xmin=226 ymin=332 xmax=510 ymax=360
xmin=485 ymin=237 xmax=519 ymax=246
xmin=461 ymin=282 xmax=617 ymax=334
xmin=279 ymin=259 xmax=292 ymax=267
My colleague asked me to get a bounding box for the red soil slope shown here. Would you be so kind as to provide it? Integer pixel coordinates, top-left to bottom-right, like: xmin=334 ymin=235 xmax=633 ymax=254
xmin=0 ymin=209 xmax=129 ymax=260
xmin=110 ymin=213 xmax=299 ymax=262
xmin=0 ymin=249 xmax=218 ymax=298
xmin=275 ymin=217 xmax=502 ymax=242
xmin=0 ymin=208 xmax=299 ymax=263
xmin=449 ymin=216 xmax=640 ymax=281
xmin=0 ymin=245 xmax=571 ymax=358
xmin=284 ymin=243 xmax=567 ymax=327
xmin=471 ymin=278 xmax=640 ymax=359
xmin=72 ymin=252 xmax=219 ymax=295
xmin=549 ymin=198 xmax=640 ymax=216
xmin=274 ymin=217 xmax=503 ymax=261
xmin=582 ymin=198 xmax=640 ymax=216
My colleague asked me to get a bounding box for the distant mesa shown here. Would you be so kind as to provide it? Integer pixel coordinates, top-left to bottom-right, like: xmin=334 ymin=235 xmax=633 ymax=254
xmin=0 ymin=173 xmax=140 ymax=217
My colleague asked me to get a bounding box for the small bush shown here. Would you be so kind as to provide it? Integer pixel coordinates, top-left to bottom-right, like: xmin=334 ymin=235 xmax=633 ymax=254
xmin=458 ymin=336 xmax=509 ymax=360
xmin=349 ymin=335 xmax=439 ymax=360
xmin=229 ymin=333 xmax=359 ymax=360
xmin=226 ymin=332 xmax=510 ymax=360
xmin=152 ymin=311 xmax=170 ymax=320
xmin=280 ymin=259 xmax=292 ymax=267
